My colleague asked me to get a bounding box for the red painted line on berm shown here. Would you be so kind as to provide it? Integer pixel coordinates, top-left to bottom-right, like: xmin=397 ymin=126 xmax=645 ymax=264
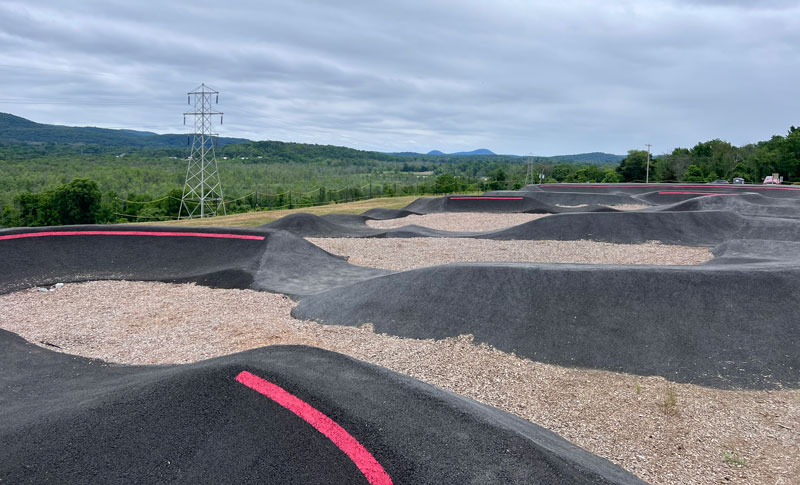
xmin=0 ymin=230 xmax=265 ymax=241
xmin=449 ymin=196 xmax=524 ymax=200
xmin=235 ymin=371 xmax=392 ymax=485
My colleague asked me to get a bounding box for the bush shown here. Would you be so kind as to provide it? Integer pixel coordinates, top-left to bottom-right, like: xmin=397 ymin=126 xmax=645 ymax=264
xmin=602 ymin=170 xmax=622 ymax=183
xmin=10 ymin=178 xmax=102 ymax=227
xmin=683 ymin=164 xmax=705 ymax=182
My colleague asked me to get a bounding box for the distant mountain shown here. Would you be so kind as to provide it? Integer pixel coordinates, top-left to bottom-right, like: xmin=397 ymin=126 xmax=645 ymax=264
xmin=390 ymin=149 xmax=499 ymax=156
xmin=450 ymin=148 xmax=495 ymax=156
xmin=0 ymin=113 xmax=248 ymax=148
xmin=0 ymin=113 xmax=625 ymax=165
xmin=425 ymin=148 xmax=495 ymax=156
xmin=392 ymin=148 xmax=622 ymax=163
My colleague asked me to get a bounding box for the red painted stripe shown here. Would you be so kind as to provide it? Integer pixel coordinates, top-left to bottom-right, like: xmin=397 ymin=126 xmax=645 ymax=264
xmin=657 ymin=191 xmax=736 ymax=195
xmin=0 ymin=230 xmax=265 ymax=241
xmin=449 ymin=196 xmax=524 ymax=200
xmin=541 ymin=184 xmax=800 ymax=191
xmin=235 ymin=371 xmax=392 ymax=485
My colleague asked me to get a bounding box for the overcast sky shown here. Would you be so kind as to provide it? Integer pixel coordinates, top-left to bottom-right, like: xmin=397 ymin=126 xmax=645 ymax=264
xmin=1 ymin=0 xmax=798 ymax=155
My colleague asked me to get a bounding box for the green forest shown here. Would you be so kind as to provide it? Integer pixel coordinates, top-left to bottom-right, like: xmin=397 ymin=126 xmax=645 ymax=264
xmin=1 ymin=111 xmax=798 ymax=228
xmin=616 ymin=126 xmax=800 ymax=184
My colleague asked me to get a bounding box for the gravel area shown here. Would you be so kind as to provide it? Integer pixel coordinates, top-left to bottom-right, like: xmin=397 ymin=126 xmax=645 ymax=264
xmin=607 ymin=204 xmax=650 ymax=211
xmin=307 ymin=238 xmax=713 ymax=271
xmin=366 ymin=213 xmax=548 ymax=232
xmin=365 ymin=208 xmax=648 ymax=232
xmin=1 ymin=280 xmax=797 ymax=485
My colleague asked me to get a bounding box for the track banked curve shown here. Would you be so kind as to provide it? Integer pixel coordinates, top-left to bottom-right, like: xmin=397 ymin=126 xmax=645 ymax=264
xmin=4 ymin=183 xmax=800 ymax=483
xmin=0 ymin=225 xmax=645 ymax=483
xmin=292 ymin=262 xmax=800 ymax=390
xmin=0 ymin=225 xmax=388 ymax=297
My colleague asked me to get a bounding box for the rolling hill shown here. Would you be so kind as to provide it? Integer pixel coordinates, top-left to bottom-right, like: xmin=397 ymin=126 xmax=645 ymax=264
xmin=0 ymin=113 xmax=248 ymax=147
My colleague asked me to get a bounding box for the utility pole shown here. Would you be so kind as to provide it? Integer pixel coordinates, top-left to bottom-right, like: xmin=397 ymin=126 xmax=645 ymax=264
xmin=645 ymin=143 xmax=652 ymax=184
xmin=179 ymin=83 xmax=225 ymax=219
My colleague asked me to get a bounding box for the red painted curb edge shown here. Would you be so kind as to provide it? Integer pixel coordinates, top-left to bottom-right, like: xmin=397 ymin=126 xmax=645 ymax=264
xmin=449 ymin=196 xmax=524 ymax=200
xmin=235 ymin=371 xmax=392 ymax=485
xmin=541 ymin=183 xmax=800 ymax=191
xmin=0 ymin=230 xmax=265 ymax=241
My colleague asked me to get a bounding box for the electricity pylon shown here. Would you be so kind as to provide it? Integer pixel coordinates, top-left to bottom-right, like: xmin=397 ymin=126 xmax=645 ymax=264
xmin=179 ymin=83 xmax=225 ymax=219
xmin=524 ymin=154 xmax=534 ymax=185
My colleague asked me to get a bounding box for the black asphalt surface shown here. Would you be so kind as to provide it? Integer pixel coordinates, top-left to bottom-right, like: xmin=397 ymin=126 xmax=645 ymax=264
xmin=0 ymin=226 xmax=388 ymax=297
xmin=287 ymin=184 xmax=800 ymax=389
xmin=538 ymin=182 xmax=800 ymax=199
xmin=648 ymin=192 xmax=800 ymax=219
xmin=404 ymin=193 xmax=622 ymax=215
xmin=482 ymin=210 xmax=746 ymax=245
xmin=3 ymin=182 xmax=800 ymax=482
xmin=263 ymin=212 xmax=482 ymax=238
xmin=0 ymin=329 xmax=643 ymax=484
xmin=293 ymin=262 xmax=800 ymax=389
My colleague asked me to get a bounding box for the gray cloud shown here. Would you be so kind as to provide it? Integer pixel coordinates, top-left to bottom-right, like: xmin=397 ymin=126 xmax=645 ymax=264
xmin=0 ymin=0 xmax=798 ymax=155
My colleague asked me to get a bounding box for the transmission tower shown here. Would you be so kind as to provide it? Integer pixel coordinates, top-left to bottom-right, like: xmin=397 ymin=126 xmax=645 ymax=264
xmin=524 ymin=153 xmax=534 ymax=185
xmin=179 ymin=83 xmax=225 ymax=219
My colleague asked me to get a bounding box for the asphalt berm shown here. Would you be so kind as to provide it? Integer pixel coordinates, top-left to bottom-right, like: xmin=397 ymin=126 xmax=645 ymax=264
xmin=2 ymin=183 xmax=800 ymax=482
xmin=0 ymin=329 xmax=642 ymax=484
xmin=0 ymin=226 xmax=388 ymax=297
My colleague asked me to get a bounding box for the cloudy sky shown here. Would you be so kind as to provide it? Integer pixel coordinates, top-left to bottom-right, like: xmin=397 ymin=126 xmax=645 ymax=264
xmin=1 ymin=0 xmax=798 ymax=155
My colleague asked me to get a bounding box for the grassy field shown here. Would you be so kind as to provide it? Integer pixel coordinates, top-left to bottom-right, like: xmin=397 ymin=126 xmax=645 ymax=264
xmin=142 ymin=195 xmax=423 ymax=227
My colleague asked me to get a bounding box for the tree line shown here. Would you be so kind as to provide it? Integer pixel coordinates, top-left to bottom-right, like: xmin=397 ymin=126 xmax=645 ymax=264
xmin=1 ymin=177 xmax=482 ymax=227
xmin=616 ymin=126 xmax=800 ymax=183
xmin=2 ymin=125 xmax=798 ymax=227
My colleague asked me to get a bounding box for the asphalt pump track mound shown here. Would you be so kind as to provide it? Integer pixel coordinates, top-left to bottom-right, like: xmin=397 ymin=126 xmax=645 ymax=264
xmin=0 ymin=329 xmax=642 ymax=483
xmin=287 ymin=185 xmax=800 ymax=390
xmin=0 ymin=226 xmax=388 ymax=297
xmin=1 ymin=225 xmax=643 ymax=483
xmin=292 ymin=261 xmax=800 ymax=389
xmin=3 ymin=182 xmax=800 ymax=482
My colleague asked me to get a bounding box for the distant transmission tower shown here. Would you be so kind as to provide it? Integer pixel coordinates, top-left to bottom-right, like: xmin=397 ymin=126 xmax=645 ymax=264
xmin=524 ymin=154 xmax=534 ymax=185
xmin=179 ymin=83 xmax=225 ymax=219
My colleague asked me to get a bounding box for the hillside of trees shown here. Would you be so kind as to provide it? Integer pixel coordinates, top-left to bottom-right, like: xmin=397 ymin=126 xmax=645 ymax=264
xmin=0 ymin=141 xmax=621 ymax=227
xmin=0 ymin=113 xmax=247 ymax=147
xmin=1 ymin=113 xmax=797 ymax=227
